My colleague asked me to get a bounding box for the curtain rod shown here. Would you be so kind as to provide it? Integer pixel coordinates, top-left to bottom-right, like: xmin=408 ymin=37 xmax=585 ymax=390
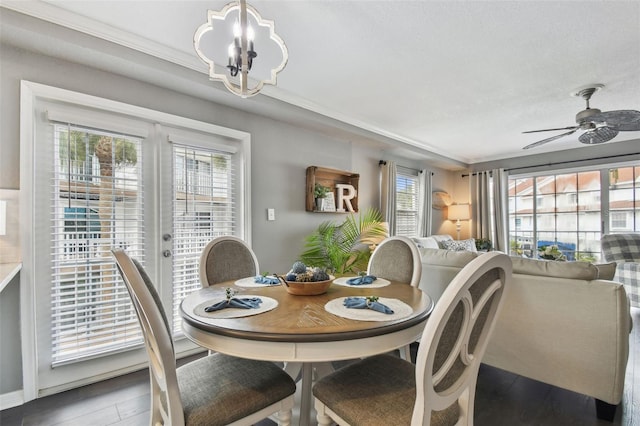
xmin=461 ymin=152 xmax=639 ymax=177
xmin=379 ymin=160 xmax=434 ymax=175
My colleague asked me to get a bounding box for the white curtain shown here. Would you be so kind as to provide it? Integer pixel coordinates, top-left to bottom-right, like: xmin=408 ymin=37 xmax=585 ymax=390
xmin=418 ymin=169 xmax=433 ymax=236
xmin=492 ymin=168 xmax=508 ymax=252
xmin=470 ymin=168 xmax=508 ymax=252
xmin=380 ymin=161 xmax=397 ymax=236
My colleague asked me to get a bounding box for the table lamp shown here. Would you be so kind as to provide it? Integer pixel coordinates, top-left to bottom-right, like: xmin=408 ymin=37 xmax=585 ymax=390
xmin=448 ymin=204 xmax=470 ymax=240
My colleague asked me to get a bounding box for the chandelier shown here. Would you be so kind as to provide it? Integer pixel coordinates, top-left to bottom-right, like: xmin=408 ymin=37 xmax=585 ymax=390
xmin=194 ymin=0 xmax=288 ymax=98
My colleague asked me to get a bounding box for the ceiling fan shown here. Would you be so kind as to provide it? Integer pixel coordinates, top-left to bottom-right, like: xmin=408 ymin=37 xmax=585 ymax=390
xmin=522 ymin=84 xmax=640 ymax=150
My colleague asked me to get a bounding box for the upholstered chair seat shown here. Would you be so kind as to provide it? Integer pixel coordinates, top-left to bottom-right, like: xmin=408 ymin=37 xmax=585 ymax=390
xmin=313 ymin=354 xmax=460 ymax=426
xmin=177 ymin=354 xmax=296 ymax=426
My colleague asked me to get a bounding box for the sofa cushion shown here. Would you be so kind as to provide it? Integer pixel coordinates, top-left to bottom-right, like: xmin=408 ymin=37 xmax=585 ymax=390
xmin=510 ymin=257 xmax=599 ymax=280
xmin=420 ymin=248 xmax=481 ymax=268
xmin=441 ymin=238 xmax=477 ymax=252
xmin=595 ymin=262 xmax=617 ymax=280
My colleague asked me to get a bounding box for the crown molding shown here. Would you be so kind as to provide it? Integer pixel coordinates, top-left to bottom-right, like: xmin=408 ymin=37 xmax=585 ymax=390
xmin=1 ymin=1 xmax=204 ymax=72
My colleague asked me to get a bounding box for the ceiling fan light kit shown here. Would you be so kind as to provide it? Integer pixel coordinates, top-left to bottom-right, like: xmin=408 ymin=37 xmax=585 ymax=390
xmin=522 ymin=84 xmax=640 ymax=150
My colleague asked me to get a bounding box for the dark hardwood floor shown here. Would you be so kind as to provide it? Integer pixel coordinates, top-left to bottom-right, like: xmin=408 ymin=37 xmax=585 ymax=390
xmin=3 ymin=307 xmax=638 ymax=426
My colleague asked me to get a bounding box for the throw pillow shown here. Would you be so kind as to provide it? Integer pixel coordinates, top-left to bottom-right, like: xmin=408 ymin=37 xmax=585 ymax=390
xmin=420 ymin=248 xmax=480 ymax=268
xmin=411 ymin=237 xmax=439 ymax=249
xmin=441 ymin=238 xmax=477 ymax=252
xmin=594 ymin=262 xmax=617 ymax=280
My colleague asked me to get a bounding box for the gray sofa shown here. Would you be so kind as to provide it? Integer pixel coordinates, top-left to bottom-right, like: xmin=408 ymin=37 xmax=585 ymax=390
xmin=416 ymin=245 xmax=631 ymax=421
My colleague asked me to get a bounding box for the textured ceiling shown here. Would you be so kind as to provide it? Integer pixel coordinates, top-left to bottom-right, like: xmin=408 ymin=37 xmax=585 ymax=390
xmin=4 ymin=0 xmax=640 ymax=164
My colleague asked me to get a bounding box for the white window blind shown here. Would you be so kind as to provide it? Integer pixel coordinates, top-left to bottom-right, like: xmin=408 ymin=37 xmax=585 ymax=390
xmin=396 ymin=168 xmax=420 ymax=236
xmin=171 ymin=144 xmax=236 ymax=333
xmin=51 ymin=123 xmax=145 ymax=365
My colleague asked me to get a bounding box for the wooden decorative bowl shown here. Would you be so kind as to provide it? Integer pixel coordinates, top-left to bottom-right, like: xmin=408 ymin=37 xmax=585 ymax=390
xmin=281 ymin=277 xmax=334 ymax=296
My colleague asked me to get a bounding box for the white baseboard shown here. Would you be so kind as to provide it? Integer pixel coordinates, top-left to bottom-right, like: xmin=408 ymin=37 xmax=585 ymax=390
xmin=0 ymin=389 xmax=24 ymax=410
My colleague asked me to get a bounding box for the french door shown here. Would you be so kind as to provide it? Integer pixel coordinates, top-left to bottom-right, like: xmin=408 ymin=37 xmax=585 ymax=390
xmin=22 ymin=82 xmax=250 ymax=397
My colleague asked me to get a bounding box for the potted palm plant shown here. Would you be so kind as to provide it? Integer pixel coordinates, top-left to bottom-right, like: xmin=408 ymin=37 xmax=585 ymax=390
xmin=299 ymin=207 xmax=388 ymax=275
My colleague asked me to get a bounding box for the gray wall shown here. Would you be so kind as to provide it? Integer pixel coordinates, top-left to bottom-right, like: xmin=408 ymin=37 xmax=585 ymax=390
xmin=0 ymin=40 xmax=457 ymax=395
xmin=0 ymin=276 xmax=22 ymax=393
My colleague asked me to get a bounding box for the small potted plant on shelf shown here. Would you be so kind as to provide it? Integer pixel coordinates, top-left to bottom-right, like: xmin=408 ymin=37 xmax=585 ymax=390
xmin=314 ymin=183 xmax=330 ymax=211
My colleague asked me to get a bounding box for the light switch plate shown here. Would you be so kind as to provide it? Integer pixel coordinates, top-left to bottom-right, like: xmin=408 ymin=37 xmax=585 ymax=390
xmin=267 ymin=208 xmax=275 ymax=221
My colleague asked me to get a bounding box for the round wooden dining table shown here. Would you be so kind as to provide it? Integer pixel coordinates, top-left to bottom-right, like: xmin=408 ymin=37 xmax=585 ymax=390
xmin=180 ymin=279 xmax=433 ymax=426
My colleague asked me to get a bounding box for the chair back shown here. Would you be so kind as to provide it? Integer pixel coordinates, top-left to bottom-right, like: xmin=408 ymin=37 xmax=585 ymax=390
xmin=199 ymin=236 xmax=260 ymax=287
xmin=112 ymin=249 xmax=185 ymax=426
xmin=602 ymin=233 xmax=640 ymax=263
xmin=367 ymin=236 xmax=422 ymax=286
xmin=412 ymin=251 xmax=511 ymax=425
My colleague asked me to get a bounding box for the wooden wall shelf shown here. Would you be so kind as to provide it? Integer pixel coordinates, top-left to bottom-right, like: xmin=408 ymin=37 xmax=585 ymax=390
xmin=306 ymin=166 xmax=359 ymax=212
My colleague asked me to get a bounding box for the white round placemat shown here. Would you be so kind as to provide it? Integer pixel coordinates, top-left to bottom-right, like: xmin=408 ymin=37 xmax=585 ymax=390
xmin=332 ymin=276 xmax=391 ymax=288
xmin=234 ymin=276 xmax=281 ymax=288
xmin=194 ymin=295 xmax=278 ymax=319
xmin=325 ymin=297 xmax=413 ymax=321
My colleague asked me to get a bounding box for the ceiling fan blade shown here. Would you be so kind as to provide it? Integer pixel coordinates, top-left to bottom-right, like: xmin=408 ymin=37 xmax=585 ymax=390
xmin=522 ymin=126 xmax=578 ymax=134
xmin=523 ymin=128 xmax=578 ymax=150
xmin=578 ymin=126 xmax=619 ymax=145
xmin=586 ymin=110 xmax=640 ymax=131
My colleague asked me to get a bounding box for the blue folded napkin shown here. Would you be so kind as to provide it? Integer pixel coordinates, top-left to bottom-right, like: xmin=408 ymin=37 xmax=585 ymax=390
xmin=254 ymin=275 xmax=280 ymax=285
xmin=343 ymin=297 xmax=394 ymax=314
xmin=346 ymin=275 xmax=377 ymax=285
xmin=205 ymin=297 xmax=263 ymax=312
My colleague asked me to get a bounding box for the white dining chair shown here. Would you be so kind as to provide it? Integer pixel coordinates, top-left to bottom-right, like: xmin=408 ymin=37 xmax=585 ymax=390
xmin=368 ymin=235 xmax=422 ymax=360
xmin=199 ymin=236 xmax=260 ymax=287
xmin=313 ymin=251 xmax=511 ymax=426
xmin=112 ymin=249 xmax=296 ymax=426
xmin=367 ymin=235 xmax=422 ymax=287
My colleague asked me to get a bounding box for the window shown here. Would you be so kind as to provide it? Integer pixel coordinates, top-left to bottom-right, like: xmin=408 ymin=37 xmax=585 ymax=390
xmin=171 ymin=145 xmax=236 ymax=333
xmin=508 ymin=165 xmax=639 ymax=262
xmin=395 ymin=168 xmax=420 ymax=236
xmin=610 ymin=212 xmax=628 ymax=229
xmin=52 ymin=124 xmax=144 ymax=365
xmin=609 ymin=166 xmax=639 ymax=232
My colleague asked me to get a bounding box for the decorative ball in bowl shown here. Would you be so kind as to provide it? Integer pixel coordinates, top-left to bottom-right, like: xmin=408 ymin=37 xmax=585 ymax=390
xmin=279 ymin=262 xmax=334 ymax=296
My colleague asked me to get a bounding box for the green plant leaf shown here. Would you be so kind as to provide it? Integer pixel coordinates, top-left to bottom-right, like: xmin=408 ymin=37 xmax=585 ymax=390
xmin=299 ymin=207 xmax=388 ymax=274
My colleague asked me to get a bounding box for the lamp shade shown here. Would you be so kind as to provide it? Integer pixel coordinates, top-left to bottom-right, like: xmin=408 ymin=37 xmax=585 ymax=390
xmin=448 ymin=204 xmax=470 ymax=221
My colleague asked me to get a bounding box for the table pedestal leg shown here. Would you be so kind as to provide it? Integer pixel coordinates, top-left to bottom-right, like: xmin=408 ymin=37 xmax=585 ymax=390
xmin=299 ymin=362 xmax=313 ymax=426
